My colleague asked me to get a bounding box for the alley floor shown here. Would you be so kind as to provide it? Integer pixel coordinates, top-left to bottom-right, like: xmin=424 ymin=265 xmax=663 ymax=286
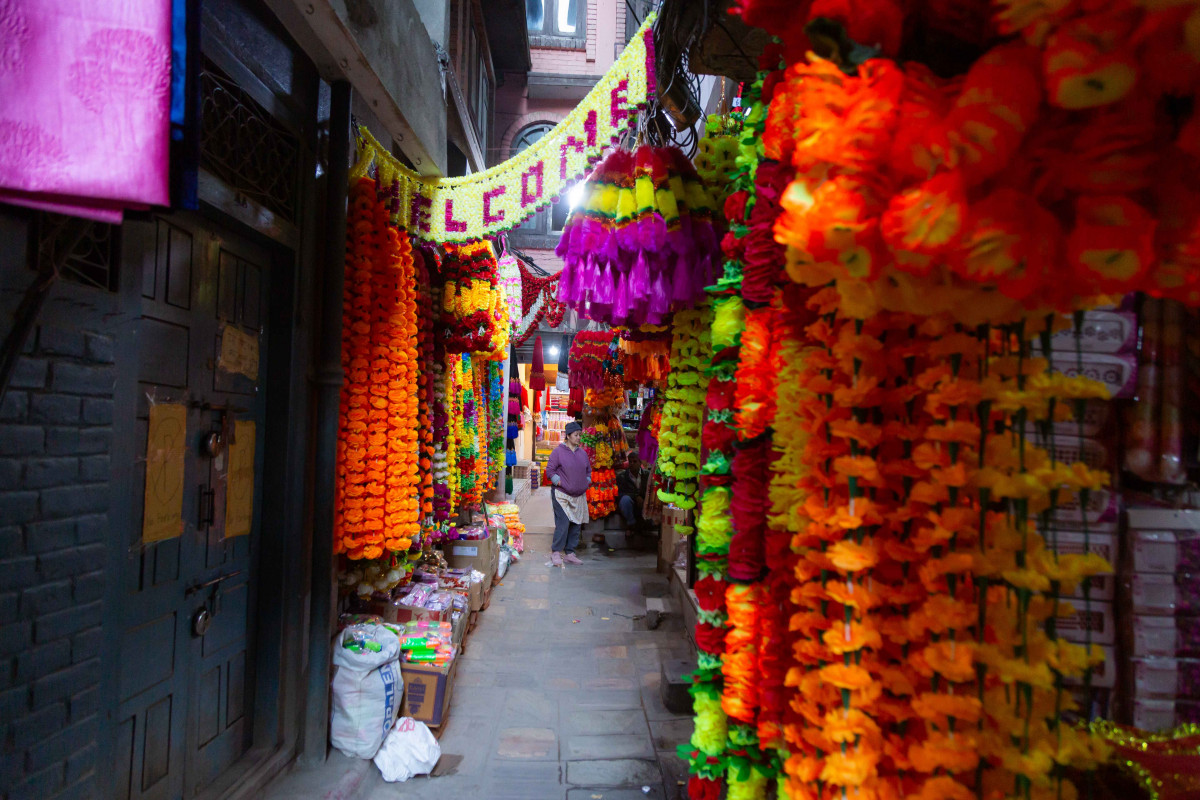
xmin=263 ymin=488 xmax=696 ymax=800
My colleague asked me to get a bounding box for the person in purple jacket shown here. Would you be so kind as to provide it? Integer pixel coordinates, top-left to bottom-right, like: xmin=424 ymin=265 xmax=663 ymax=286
xmin=545 ymin=420 xmax=591 ymax=567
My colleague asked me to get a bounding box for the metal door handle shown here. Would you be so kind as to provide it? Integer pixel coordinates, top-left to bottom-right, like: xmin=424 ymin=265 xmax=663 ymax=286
xmin=185 ymin=570 xmax=243 ymax=597
xmin=198 ymin=487 xmax=215 ymax=528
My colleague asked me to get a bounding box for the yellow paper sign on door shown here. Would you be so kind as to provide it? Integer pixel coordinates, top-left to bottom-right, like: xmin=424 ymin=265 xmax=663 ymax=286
xmin=225 ymin=420 xmax=255 ymax=538
xmin=143 ymin=403 xmax=187 ymax=543
xmin=219 ymin=325 xmax=259 ymax=381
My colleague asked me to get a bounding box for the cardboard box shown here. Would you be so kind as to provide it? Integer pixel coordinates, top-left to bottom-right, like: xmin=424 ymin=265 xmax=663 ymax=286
xmin=1129 ymin=698 xmax=1200 ymax=732
xmin=1127 ymin=530 xmax=1200 ymax=574
xmin=1130 ymin=614 xmax=1185 ymax=658
xmin=1056 ymin=599 xmax=1115 ymax=645
xmin=371 ymin=599 xmax=451 ymax=626
xmin=1046 ymin=351 xmax=1138 ymax=399
xmin=1129 ymin=657 xmax=1200 ymax=700
xmin=1126 ymin=507 xmax=1200 ymax=532
xmin=401 ymin=657 xmax=458 ymax=727
xmin=445 ymin=536 xmax=497 ymax=579
xmin=451 ymin=610 xmax=467 ymax=647
xmin=1120 ymin=573 xmax=1200 ymax=616
xmin=1022 ymin=400 xmax=1110 ymax=439
xmin=469 ymin=579 xmax=484 ymax=612
xmin=1033 ymin=310 xmax=1137 ymax=355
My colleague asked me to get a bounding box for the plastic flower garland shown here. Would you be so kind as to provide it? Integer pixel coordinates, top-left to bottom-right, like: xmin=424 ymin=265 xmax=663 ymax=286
xmin=695 ymin=112 xmax=745 ymax=211
xmin=556 ymin=145 xmax=722 ymax=327
xmin=655 ymin=306 xmax=710 ymax=513
xmin=513 ymin=259 xmax=566 ymax=348
xmin=441 ymin=240 xmax=502 ymax=353
xmin=415 ymin=249 xmax=437 ymax=525
xmin=334 ymin=177 xmax=421 ymax=560
xmin=487 ymin=361 xmax=505 ymax=477
xmin=754 ymin=0 xmax=1200 ymax=316
xmin=619 ymin=326 xmax=671 ymax=384
xmin=497 ymin=253 xmax=522 ymax=330
xmin=568 ymin=330 xmax=621 ymax=391
xmin=676 ymin=30 xmax=1134 ymax=795
xmin=431 ymin=350 xmax=453 ymax=528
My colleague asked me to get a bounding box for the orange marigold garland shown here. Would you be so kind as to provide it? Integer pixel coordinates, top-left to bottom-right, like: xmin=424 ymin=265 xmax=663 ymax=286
xmin=335 ymin=177 xmax=421 ymax=559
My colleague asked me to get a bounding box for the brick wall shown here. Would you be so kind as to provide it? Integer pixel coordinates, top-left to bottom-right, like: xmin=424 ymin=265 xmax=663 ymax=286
xmin=529 ymin=46 xmax=591 ymax=75
xmin=523 ymin=247 xmax=564 ymax=275
xmin=0 ymin=320 xmax=112 ymax=800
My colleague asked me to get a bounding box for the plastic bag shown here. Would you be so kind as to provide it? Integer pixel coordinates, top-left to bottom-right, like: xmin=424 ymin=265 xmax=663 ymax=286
xmin=374 ymin=716 xmax=441 ymax=781
xmin=330 ymin=623 xmax=402 ymax=759
xmin=497 ymin=546 xmax=512 ymax=579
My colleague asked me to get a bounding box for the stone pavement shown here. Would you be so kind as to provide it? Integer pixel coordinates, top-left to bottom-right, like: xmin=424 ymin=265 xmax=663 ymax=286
xmin=263 ymin=488 xmax=695 ymax=800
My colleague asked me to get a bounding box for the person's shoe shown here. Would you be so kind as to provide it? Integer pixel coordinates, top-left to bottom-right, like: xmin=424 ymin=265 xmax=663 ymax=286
xmin=562 ymin=552 xmax=584 ymax=565
xmin=547 ymin=552 xmax=563 ymax=567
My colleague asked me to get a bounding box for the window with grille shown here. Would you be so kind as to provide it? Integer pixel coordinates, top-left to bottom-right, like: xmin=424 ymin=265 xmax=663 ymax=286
xmin=31 ymin=213 xmax=120 ymax=293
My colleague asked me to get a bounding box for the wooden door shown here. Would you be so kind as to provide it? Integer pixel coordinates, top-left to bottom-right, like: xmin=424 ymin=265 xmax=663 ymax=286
xmin=115 ymin=214 xmax=270 ymax=799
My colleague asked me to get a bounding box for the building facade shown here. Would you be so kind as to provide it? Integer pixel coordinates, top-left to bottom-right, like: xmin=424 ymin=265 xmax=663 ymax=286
xmin=0 ymin=2 xmax=524 ymax=799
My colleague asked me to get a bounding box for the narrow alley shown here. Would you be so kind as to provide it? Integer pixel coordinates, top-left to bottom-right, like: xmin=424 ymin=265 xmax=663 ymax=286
xmin=263 ymin=487 xmax=695 ymax=800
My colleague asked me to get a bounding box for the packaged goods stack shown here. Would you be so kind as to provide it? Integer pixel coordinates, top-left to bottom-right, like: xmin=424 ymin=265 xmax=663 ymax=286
xmin=1113 ymin=299 xmax=1200 ymax=731
xmin=1121 ymin=509 xmax=1200 ymax=730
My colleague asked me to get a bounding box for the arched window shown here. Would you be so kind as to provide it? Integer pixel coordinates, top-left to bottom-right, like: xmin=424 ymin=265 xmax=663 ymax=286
xmin=511 ymin=123 xmax=573 ymax=237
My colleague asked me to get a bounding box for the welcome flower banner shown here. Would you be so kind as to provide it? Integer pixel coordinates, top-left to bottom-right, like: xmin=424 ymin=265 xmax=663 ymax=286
xmin=351 ymin=12 xmax=656 ymax=243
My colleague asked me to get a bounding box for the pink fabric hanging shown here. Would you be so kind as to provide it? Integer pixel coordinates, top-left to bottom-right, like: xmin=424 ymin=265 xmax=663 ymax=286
xmin=0 ymin=1 xmax=172 ymax=222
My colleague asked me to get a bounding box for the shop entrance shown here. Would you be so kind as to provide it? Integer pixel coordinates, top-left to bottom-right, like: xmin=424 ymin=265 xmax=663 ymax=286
xmin=114 ymin=213 xmax=271 ymax=799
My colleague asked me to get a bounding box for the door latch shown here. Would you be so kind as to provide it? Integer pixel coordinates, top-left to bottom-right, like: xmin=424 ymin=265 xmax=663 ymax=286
xmin=187 ymin=570 xmax=243 ymax=638
xmin=192 ymin=607 xmax=212 ymax=636
xmin=198 ymin=486 xmax=215 ymax=529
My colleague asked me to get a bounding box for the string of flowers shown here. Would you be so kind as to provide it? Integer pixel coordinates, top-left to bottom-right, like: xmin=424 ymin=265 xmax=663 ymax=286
xmin=441 ymin=240 xmax=502 ymax=354
xmin=415 ymin=249 xmax=437 ymax=528
xmin=752 ymin=29 xmax=1121 ymax=799
xmin=655 ymin=306 xmax=711 ymax=514
xmin=447 ymin=352 xmax=465 ymax=512
xmin=333 ymin=177 xmax=421 ymax=560
xmin=487 ymin=360 xmax=505 ymax=480
xmin=513 ymin=260 xmax=565 ymax=348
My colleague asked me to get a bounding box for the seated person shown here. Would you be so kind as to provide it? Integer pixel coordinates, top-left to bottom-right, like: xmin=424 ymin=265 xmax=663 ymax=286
xmin=616 ymin=453 xmax=648 ymax=537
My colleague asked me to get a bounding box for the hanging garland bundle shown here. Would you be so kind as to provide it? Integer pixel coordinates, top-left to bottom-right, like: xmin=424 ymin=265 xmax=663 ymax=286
xmin=497 ymin=253 xmax=523 ymax=331
xmin=619 ymin=326 xmax=671 ymax=384
xmin=441 ymin=240 xmax=502 ymax=353
xmin=756 ymin=0 xmax=1200 ymax=317
xmin=487 ymin=361 xmax=505 ymax=477
xmin=506 ymin=377 xmax=523 ymax=441
xmin=656 ymin=306 xmax=711 ymax=513
xmin=698 ymin=5 xmax=1145 ymax=793
xmin=431 ymin=350 xmax=452 ymax=528
xmin=334 ymin=177 xmax=421 ymax=560
xmin=415 ymin=249 xmax=437 ymax=525
xmin=694 ymin=112 xmax=745 ymax=211
xmin=556 ymin=145 xmax=722 ymax=327
xmin=513 ymin=260 xmax=566 ymax=348
xmin=567 ymin=330 xmax=619 ymax=391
